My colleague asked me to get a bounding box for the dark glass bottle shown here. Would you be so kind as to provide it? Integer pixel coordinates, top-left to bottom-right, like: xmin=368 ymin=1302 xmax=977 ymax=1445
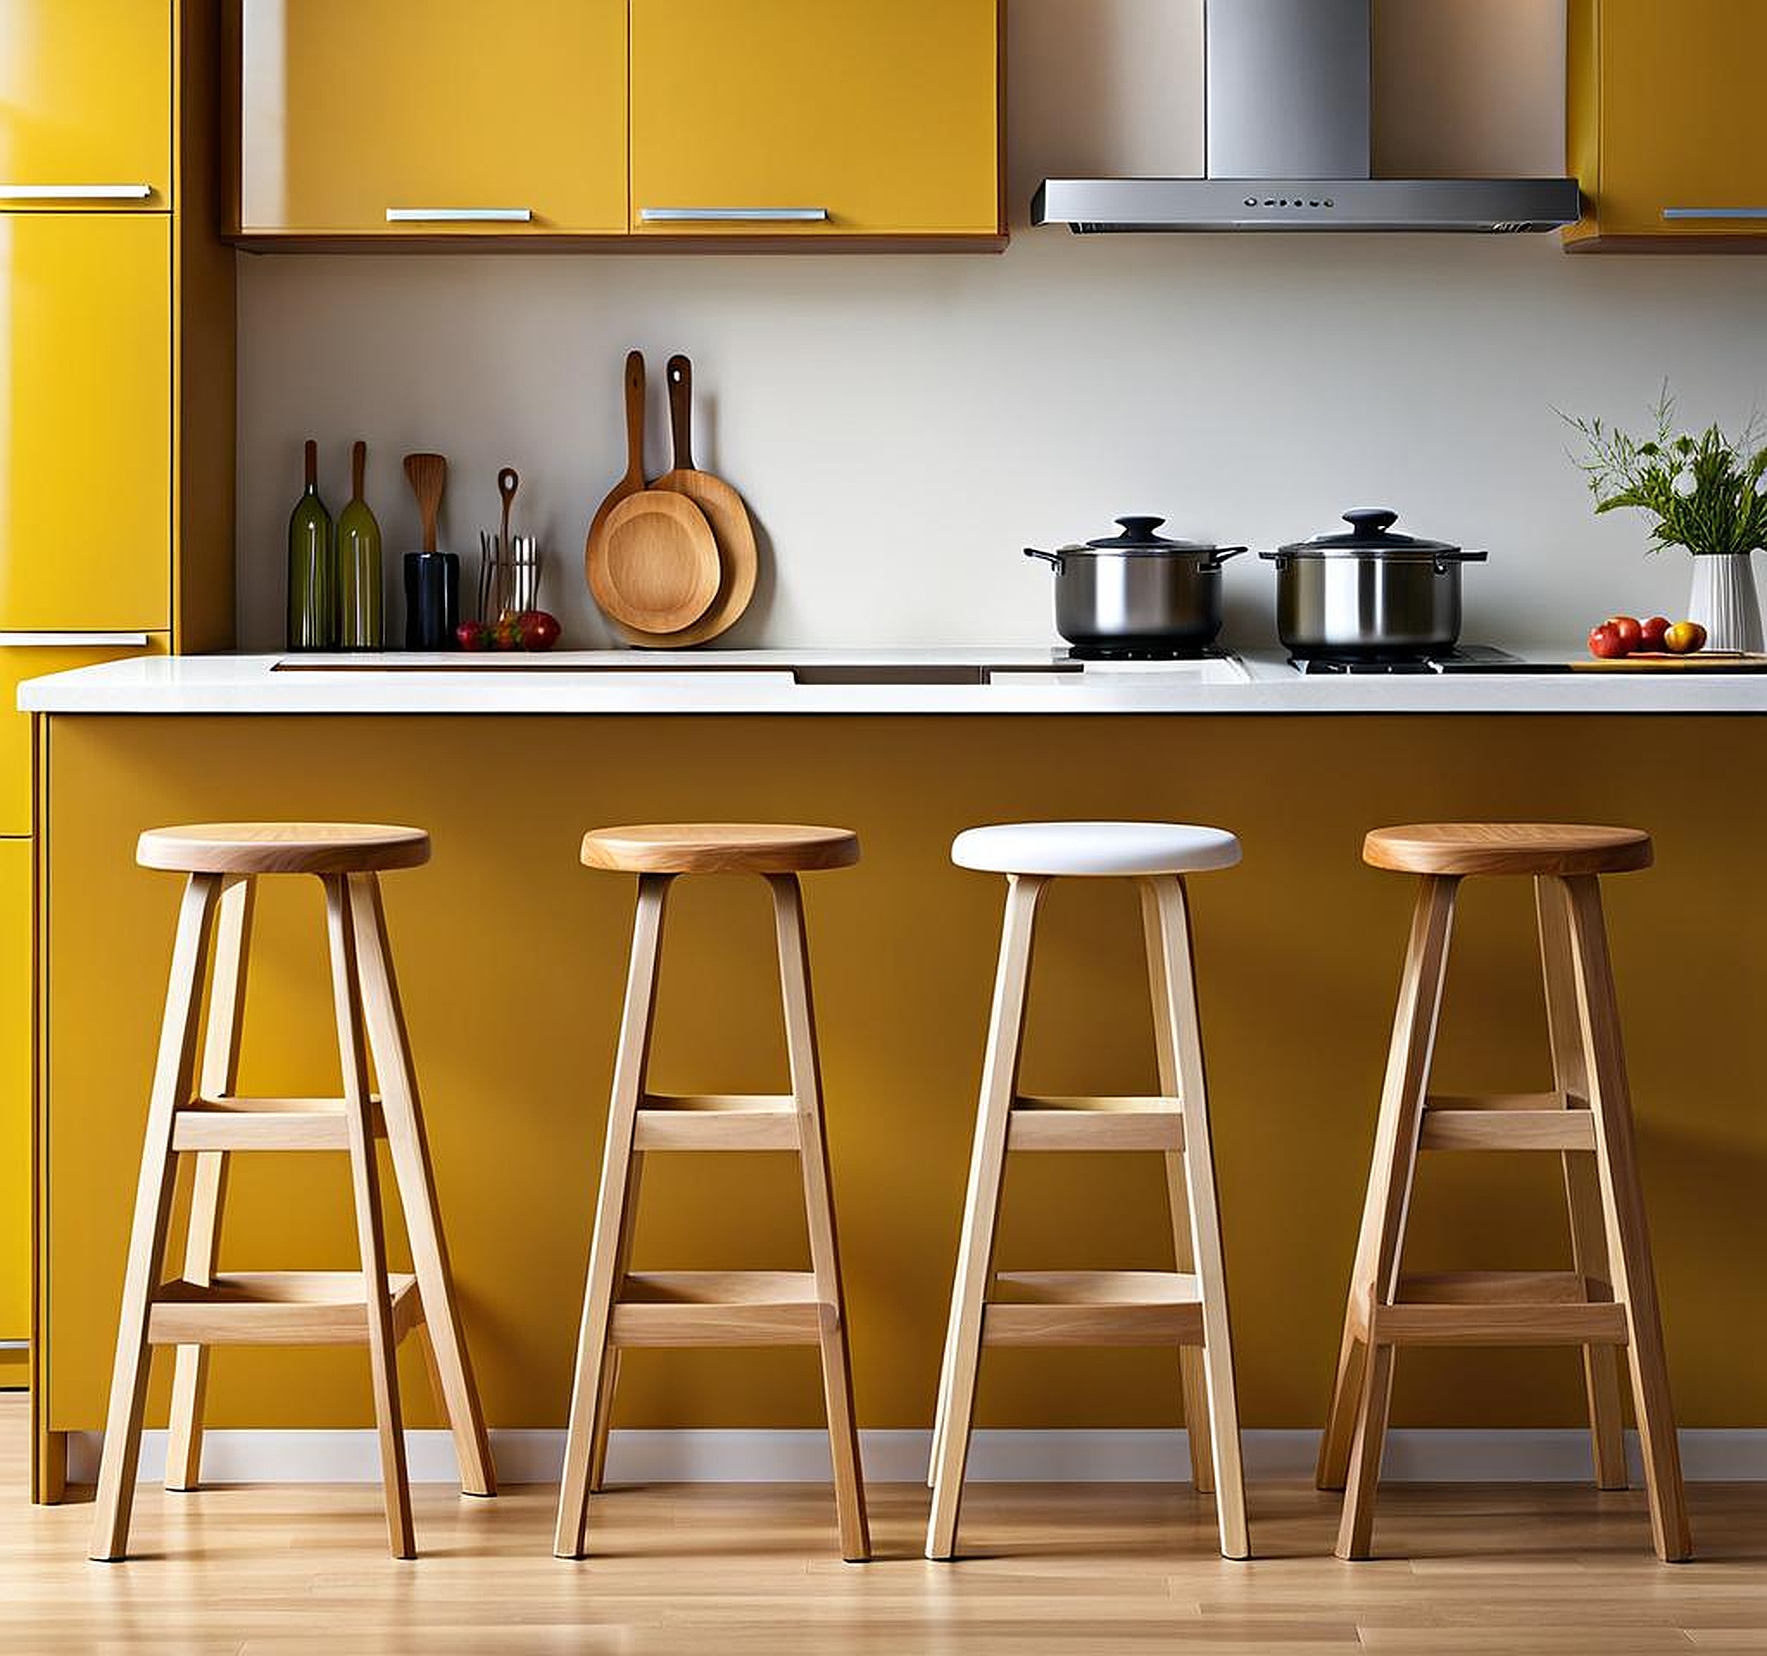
xmin=286 ymin=439 xmax=337 ymax=650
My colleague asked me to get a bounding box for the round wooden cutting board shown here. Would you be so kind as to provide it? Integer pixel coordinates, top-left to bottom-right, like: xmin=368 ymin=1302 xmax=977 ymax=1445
xmin=588 ymin=490 xmax=721 ymax=636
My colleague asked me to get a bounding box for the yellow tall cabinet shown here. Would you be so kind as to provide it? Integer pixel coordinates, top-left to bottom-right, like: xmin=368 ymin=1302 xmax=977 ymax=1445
xmin=1566 ymin=0 xmax=1767 ymax=250
xmin=1 ymin=0 xmax=234 ymax=1473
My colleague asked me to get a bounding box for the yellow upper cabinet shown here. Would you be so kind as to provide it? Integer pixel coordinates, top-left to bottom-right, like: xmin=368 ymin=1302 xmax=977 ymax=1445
xmin=630 ymin=0 xmax=1001 ymax=240
xmin=1566 ymin=0 xmax=1767 ymax=249
xmin=0 ymin=0 xmax=172 ymax=209
xmin=235 ymin=0 xmax=629 ymax=236
xmin=0 ymin=215 xmax=171 ymax=631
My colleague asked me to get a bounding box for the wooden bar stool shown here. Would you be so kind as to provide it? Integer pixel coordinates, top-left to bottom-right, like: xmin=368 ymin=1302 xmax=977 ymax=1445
xmin=926 ymin=821 xmax=1250 ymax=1562
xmin=1319 ymin=823 xmax=1690 ymax=1563
xmin=90 ymin=824 xmax=495 ymax=1563
xmin=554 ymin=824 xmax=869 ymax=1563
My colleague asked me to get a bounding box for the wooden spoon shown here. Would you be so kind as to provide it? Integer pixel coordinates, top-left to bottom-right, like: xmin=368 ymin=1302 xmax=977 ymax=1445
xmin=403 ymin=452 xmax=447 ymax=554
xmin=498 ymin=465 xmax=519 ymax=551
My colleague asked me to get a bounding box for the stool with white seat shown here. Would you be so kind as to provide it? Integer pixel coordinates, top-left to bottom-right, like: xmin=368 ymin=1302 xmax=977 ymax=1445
xmin=925 ymin=821 xmax=1249 ymax=1561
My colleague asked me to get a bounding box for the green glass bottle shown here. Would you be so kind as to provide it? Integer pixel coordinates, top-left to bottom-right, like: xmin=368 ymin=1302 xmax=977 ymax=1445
xmin=336 ymin=439 xmax=384 ymax=649
xmin=286 ymin=439 xmax=337 ymax=650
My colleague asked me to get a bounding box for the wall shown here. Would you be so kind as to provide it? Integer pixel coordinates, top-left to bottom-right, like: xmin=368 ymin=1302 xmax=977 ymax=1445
xmin=236 ymin=1 xmax=1767 ymax=652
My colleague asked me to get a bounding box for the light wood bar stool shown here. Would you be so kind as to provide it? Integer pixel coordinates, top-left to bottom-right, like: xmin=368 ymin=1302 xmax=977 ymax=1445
xmin=90 ymin=824 xmax=495 ymax=1563
xmin=926 ymin=821 xmax=1250 ymax=1562
xmin=554 ymin=824 xmax=869 ymax=1563
xmin=1319 ymin=823 xmax=1690 ymax=1563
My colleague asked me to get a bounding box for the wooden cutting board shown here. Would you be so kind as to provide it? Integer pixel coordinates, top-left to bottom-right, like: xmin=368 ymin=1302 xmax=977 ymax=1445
xmin=1569 ymin=652 xmax=1767 ymax=670
xmin=589 ymin=490 xmax=721 ymax=635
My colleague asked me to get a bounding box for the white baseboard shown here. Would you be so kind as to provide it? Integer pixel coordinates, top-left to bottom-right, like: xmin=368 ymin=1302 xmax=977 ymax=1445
xmin=65 ymin=1427 xmax=1767 ymax=1487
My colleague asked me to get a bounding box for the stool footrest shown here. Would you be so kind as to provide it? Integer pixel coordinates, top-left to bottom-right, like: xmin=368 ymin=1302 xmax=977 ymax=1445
xmin=984 ymin=1270 xmax=1205 ymax=1347
xmin=172 ymin=1096 xmax=387 ymax=1152
xmin=1362 ymin=1272 xmax=1627 ymax=1346
xmin=147 ymin=1271 xmax=423 ymax=1347
xmin=1420 ymin=1095 xmax=1595 ymax=1152
xmin=609 ymin=1270 xmax=827 ymax=1347
xmin=633 ymin=1095 xmax=801 ymax=1152
xmin=1009 ymin=1096 xmax=1184 ymax=1152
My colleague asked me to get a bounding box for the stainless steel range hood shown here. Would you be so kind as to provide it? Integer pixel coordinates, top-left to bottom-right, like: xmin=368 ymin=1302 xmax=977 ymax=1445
xmin=1032 ymin=0 xmax=1581 ymax=234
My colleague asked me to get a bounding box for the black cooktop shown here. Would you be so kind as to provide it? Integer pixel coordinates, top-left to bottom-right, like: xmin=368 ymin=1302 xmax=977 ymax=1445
xmin=1290 ymin=645 xmax=1532 ymax=676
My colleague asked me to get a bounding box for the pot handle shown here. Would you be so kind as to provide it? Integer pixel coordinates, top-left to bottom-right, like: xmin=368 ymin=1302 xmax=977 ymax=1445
xmin=1206 ymin=546 xmax=1247 ymax=569
xmin=1433 ymin=549 xmax=1490 ymax=572
xmin=1024 ymin=547 xmax=1065 ymax=572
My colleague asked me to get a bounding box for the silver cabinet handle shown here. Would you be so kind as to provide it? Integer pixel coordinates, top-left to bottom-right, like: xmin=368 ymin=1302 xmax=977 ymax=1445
xmin=0 ymin=631 xmax=150 ymax=648
xmin=1662 ymin=207 xmax=1767 ymax=220
xmin=639 ymin=206 xmax=829 ymax=223
xmin=385 ymin=207 xmax=533 ymax=223
xmin=0 ymin=184 xmax=153 ymax=201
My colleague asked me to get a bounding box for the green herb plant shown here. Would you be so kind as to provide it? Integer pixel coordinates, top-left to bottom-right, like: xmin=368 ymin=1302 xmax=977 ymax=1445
xmin=1564 ymin=385 xmax=1767 ymax=557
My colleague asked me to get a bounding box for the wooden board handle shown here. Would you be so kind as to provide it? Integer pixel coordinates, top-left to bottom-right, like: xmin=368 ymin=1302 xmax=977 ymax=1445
xmin=667 ymin=355 xmax=695 ymax=473
xmin=622 ymin=350 xmax=646 ymax=487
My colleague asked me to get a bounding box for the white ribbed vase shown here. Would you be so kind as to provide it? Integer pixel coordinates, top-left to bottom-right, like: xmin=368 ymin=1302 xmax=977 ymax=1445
xmin=1687 ymin=553 xmax=1764 ymax=653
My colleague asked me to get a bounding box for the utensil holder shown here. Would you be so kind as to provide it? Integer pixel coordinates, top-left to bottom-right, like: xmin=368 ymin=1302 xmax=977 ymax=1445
xmin=479 ymin=532 xmax=543 ymax=623
xmin=404 ymin=551 xmax=460 ymax=650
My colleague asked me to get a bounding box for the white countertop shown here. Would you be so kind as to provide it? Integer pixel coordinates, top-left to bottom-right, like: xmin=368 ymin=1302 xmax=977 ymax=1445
xmin=18 ymin=648 xmax=1767 ymax=715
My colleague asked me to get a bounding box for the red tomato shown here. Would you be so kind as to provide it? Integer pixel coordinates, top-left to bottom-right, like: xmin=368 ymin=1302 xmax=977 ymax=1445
xmin=454 ymin=621 xmax=490 ymax=651
xmin=1638 ymin=615 xmax=1671 ymax=651
xmin=1605 ymin=614 xmax=1643 ymax=651
xmin=517 ymin=609 xmax=562 ymax=651
xmin=1588 ymin=623 xmax=1630 ymax=659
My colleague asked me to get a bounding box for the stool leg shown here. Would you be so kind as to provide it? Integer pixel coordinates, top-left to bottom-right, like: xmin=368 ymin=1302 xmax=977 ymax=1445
xmin=1557 ymin=876 xmax=1692 ymax=1563
xmin=165 ymin=876 xmax=255 ymax=1494
xmin=348 ymin=872 xmax=497 ymax=1499
xmin=324 ymin=876 xmax=414 ymax=1560
xmin=1145 ymin=876 xmax=1249 ymax=1559
xmin=1334 ymin=875 xmax=1458 ymax=1562
xmin=1536 ymin=877 xmax=1629 ymax=1493
xmin=926 ymin=873 xmax=1047 ymax=1562
xmin=771 ymin=874 xmax=870 ymax=1563
xmin=91 ymin=873 xmax=223 ymax=1562
xmin=588 ymin=1153 xmax=648 ymax=1494
xmin=1140 ymin=880 xmax=1216 ymax=1500
xmin=556 ymin=873 xmax=671 ymax=1560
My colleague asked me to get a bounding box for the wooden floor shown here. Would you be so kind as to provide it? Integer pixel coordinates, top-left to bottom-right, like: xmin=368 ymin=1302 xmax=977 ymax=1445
xmin=3 ymin=1401 xmax=1765 ymax=1654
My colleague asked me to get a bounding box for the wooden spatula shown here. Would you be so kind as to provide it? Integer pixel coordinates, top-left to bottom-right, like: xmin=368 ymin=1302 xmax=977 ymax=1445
xmin=403 ymin=452 xmax=447 ymax=554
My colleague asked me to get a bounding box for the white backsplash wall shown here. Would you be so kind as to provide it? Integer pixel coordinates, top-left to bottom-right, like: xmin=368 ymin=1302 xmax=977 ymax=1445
xmin=236 ymin=0 xmax=1767 ymax=651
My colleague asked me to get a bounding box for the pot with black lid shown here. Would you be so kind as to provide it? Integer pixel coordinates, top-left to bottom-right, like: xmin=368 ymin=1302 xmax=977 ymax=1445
xmin=1024 ymin=516 xmax=1246 ymax=654
xmin=1261 ymin=508 xmax=1488 ymax=660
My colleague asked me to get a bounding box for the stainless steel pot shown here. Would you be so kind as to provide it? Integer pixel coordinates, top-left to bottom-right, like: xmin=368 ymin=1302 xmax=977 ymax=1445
xmin=1260 ymin=508 xmax=1488 ymax=660
xmin=1025 ymin=516 xmax=1246 ymax=653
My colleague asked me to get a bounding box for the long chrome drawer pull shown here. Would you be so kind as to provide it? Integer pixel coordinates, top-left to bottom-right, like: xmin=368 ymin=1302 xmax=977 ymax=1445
xmin=0 ymin=184 xmax=153 ymax=201
xmin=385 ymin=207 xmax=533 ymax=223
xmin=0 ymin=1339 xmax=27 ymax=1351
xmin=1662 ymin=207 xmax=1767 ymax=220
xmin=639 ymin=206 xmax=829 ymax=223
xmin=0 ymin=631 xmax=150 ymax=648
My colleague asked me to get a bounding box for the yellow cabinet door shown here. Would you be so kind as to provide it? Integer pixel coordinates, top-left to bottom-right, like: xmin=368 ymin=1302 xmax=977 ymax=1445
xmin=0 ymin=638 xmax=163 ymax=837
xmin=0 ymin=0 xmax=172 ymax=209
xmin=631 ymin=0 xmax=1000 ymax=239
xmin=237 ymin=0 xmax=628 ymax=235
xmin=0 ymin=836 xmax=28 ymax=1370
xmin=1589 ymin=0 xmax=1767 ymax=240
xmin=0 ymin=215 xmax=170 ymax=632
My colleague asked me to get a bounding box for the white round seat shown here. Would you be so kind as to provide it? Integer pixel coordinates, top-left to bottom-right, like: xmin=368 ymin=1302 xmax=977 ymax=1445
xmin=951 ymin=821 xmax=1241 ymax=878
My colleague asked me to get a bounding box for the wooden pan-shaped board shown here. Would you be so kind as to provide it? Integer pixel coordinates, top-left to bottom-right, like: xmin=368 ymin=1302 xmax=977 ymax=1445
xmin=613 ymin=354 xmax=758 ymax=649
xmin=589 ymin=489 xmax=721 ymax=635
xmin=586 ymin=349 xmax=650 ymax=600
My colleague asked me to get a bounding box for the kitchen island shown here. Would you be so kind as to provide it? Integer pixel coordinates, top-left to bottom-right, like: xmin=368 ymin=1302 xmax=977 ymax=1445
xmin=19 ymin=651 xmax=1767 ymax=1499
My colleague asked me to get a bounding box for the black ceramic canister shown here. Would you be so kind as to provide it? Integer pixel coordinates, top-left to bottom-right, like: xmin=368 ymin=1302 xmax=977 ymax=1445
xmin=403 ymin=551 xmax=460 ymax=650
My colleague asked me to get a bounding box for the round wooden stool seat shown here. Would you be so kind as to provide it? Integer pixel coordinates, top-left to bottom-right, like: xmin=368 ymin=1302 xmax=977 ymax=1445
xmin=1363 ymin=823 xmax=1652 ymax=879
xmin=137 ymin=823 xmax=431 ymax=876
xmin=579 ymin=823 xmax=860 ymax=875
